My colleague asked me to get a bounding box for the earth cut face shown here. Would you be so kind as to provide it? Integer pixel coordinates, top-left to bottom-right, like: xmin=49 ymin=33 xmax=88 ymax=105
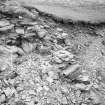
xmin=15 ymin=0 xmax=105 ymax=23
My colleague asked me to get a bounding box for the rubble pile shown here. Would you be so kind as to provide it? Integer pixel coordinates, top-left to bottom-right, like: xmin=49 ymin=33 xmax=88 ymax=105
xmin=0 ymin=1 xmax=105 ymax=105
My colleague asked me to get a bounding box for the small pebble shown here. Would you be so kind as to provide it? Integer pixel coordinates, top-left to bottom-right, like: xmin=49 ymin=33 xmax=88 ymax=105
xmin=19 ymin=16 xmax=23 ymax=19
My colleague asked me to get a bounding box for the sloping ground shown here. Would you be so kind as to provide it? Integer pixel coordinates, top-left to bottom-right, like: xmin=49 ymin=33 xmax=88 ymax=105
xmin=15 ymin=0 xmax=105 ymax=23
xmin=0 ymin=1 xmax=105 ymax=105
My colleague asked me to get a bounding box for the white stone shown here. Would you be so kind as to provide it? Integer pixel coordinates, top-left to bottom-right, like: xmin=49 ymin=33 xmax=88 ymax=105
xmin=46 ymin=77 xmax=53 ymax=83
xmin=48 ymin=71 xmax=54 ymax=77
xmin=3 ymin=87 xmax=12 ymax=97
xmin=75 ymin=83 xmax=86 ymax=89
xmin=78 ymin=74 xmax=89 ymax=81
xmin=54 ymin=50 xmax=74 ymax=61
xmin=56 ymin=28 xmax=63 ymax=32
xmin=15 ymin=28 xmax=24 ymax=34
xmin=61 ymin=33 xmax=68 ymax=38
xmin=19 ymin=16 xmax=23 ymax=19
xmin=0 ymin=94 xmax=5 ymax=103
xmin=21 ymin=94 xmax=27 ymax=99
xmin=61 ymin=86 xmax=68 ymax=92
xmin=43 ymin=86 xmax=49 ymax=91
xmin=38 ymin=29 xmax=47 ymax=38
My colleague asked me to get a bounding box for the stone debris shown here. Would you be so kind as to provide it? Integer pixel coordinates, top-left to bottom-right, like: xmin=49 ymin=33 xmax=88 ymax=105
xmin=15 ymin=28 xmax=25 ymax=34
xmin=38 ymin=45 xmax=51 ymax=55
xmin=0 ymin=94 xmax=6 ymax=103
xmin=37 ymin=29 xmax=47 ymax=38
xmin=3 ymin=87 xmax=15 ymax=97
xmin=53 ymin=50 xmax=74 ymax=63
xmin=1 ymin=1 xmax=38 ymax=20
xmin=89 ymin=90 xmax=102 ymax=104
xmin=0 ymin=20 xmax=10 ymax=27
xmin=56 ymin=28 xmax=63 ymax=32
xmin=20 ymin=21 xmax=38 ymax=26
xmin=61 ymin=32 xmax=68 ymax=39
xmin=78 ymin=74 xmax=90 ymax=82
xmin=22 ymin=42 xmax=36 ymax=53
xmin=0 ymin=24 xmax=14 ymax=32
xmin=0 ymin=0 xmax=105 ymax=105
xmin=62 ymin=63 xmax=80 ymax=75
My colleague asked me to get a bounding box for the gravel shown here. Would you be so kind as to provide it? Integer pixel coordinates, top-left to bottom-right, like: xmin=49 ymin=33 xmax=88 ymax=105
xmin=0 ymin=0 xmax=105 ymax=105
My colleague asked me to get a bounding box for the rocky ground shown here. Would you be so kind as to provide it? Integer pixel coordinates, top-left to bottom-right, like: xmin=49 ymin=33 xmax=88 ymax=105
xmin=0 ymin=0 xmax=105 ymax=105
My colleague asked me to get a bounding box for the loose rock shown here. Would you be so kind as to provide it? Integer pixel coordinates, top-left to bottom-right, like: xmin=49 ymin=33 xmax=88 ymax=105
xmin=15 ymin=28 xmax=25 ymax=34
xmin=56 ymin=28 xmax=63 ymax=32
xmin=0 ymin=24 xmax=14 ymax=32
xmin=61 ymin=32 xmax=68 ymax=39
xmin=0 ymin=94 xmax=6 ymax=103
xmin=0 ymin=20 xmax=10 ymax=27
xmin=37 ymin=29 xmax=47 ymax=38
xmin=53 ymin=50 xmax=74 ymax=63
xmin=22 ymin=42 xmax=36 ymax=53
xmin=62 ymin=63 xmax=80 ymax=75
xmin=20 ymin=21 xmax=38 ymax=26
xmin=3 ymin=87 xmax=12 ymax=97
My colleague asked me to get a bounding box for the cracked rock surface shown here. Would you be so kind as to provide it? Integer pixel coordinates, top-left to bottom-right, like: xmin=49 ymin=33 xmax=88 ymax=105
xmin=0 ymin=0 xmax=105 ymax=105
